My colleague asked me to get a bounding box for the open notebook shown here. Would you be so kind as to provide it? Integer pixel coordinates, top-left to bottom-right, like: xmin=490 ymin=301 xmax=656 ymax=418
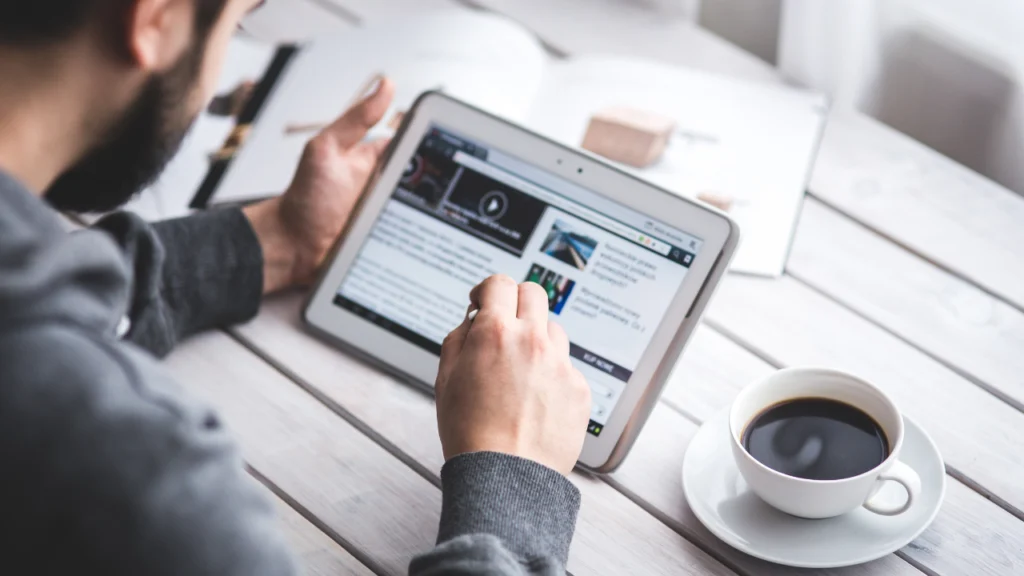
xmin=200 ymin=9 xmax=827 ymax=277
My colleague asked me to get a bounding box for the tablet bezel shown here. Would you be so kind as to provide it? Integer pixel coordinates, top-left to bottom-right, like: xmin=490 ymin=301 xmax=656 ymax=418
xmin=304 ymin=92 xmax=739 ymax=472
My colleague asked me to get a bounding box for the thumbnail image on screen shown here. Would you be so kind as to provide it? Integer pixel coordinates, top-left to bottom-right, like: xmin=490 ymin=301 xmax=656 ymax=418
xmin=541 ymin=219 xmax=598 ymax=270
xmin=524 ymin=263 xmax=576 ymax=315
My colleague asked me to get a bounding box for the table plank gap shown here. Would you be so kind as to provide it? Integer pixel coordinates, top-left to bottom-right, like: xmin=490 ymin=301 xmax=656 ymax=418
xmin=701 ymin=320 xmax=785 ymax=370
xmin=600 ymin=475 xmax=762 ymax=576
xmin=809 ymin=112 xmax=1024 ymax=311
xmin=892 ymin=553 xmax=942 ymax=576
xmin=165 ymin=331 xmax=443 ymax=575
xmin=786 ymin=270 xmax=1024 ymax=415
xmin=331 ymin=0 xmax=1024 ymax=412
xmin=667 ymin=379 xmax=1024 ymax=528
xmin=805 ymin=192 xmax=1024 ymax=318
xmin=705 ymin=276 xmax=1024 ymax=519
xmin=658 ymin=396 xmax=704 ymax=427
xmin=623 ymin=347 xmax=923 ymax=575
xmin=622 ymin=397 xmax=1024 ymax=575
xmin=788 ymin=198 xmax=1024 ymax=411
xmin=310 ymin=0 xmax=1024 ymax=420
xmin=226 ymin=329 xmax=443 ymax=489
xmin=249 ymin=465 xmax=387 ymax=576
xmin=654 ymin=399 xmax=1010 ymax=575
xmin=209 ymin=2 xmax=1024 ymax=569
xmin=235 ymin=295 xmax=741 ymax=576
xmin=660 ymin=320 xmax=996 ymax=570
xmin=655 ymin=325 xmax=1024 ymax=576
xmin=942 ymin=464 xmax=1024 ymax=523
xmin=653 ymin=394 xmax=950 ymax=575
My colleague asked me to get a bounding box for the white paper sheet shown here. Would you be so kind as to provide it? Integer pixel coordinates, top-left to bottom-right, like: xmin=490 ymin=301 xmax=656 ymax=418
xmin=213 ymin=9 xmax=547 ymax=205
xmin=526 ymin=57 xmax=828 ymax=276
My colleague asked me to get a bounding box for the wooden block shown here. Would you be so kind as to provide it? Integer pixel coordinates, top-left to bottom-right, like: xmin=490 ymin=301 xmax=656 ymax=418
xmin=697 ymin=192 xmax=734 ymax=212
xmin=581 ymin=106 xmax=675 ymax=168
xmin=387 ymin=109 xmax=406 ymax=131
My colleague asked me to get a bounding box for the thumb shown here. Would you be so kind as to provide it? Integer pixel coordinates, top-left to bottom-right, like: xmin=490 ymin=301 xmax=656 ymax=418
xmin=321 ymin=76 xmax=395 ymax=150
xmin=355 ymin=137 xmax=391 ymax=162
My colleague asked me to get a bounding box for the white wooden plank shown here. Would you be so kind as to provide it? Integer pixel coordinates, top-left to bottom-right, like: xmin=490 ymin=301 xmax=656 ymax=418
xmin=618 ymin=400 xmax=1024 ymax=576
xmin=194 ymin=4 xmax=1023 ymax=574
xmin=705 ymin=275 xmax=1024 ymax=517
xmin=271 ymin=493 xmax=375 ymax=576
xmin=662 ymin=325 xmax=777 ymax=421
xmin=227 ymin=296 xmax=1024 ymax=575
xmin=164 ymin=331 xmax=440 ymax=575
xmin=643 ymin=326 xmax=1024 ymax=576
xmin=233 ymin=294 xmax=738 ymax=576
xmin=789 ymin=199 xmax=1024 ymax=410
xmin=809 ymin=111 xmax=1024 ymax=311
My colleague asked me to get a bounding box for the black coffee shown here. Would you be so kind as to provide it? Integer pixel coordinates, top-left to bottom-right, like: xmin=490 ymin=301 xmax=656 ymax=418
xmin=742 ymin=398 xmax=889 ymax=481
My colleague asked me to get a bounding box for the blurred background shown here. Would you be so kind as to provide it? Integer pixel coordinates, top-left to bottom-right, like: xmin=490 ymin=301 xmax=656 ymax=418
xmin=240 ymin=0 xmax=1023 ymax=197
xmin=644 ymin=0 xmax=1024 ymax=197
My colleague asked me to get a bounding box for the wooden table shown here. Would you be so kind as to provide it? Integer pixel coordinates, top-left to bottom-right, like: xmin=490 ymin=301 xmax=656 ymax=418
xmin=162 ymin=1 xmax=1024 ymax=574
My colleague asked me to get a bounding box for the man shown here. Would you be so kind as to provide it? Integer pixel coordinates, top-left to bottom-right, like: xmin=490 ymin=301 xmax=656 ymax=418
xmin=0 ymin=1 xmax=592 ymax=574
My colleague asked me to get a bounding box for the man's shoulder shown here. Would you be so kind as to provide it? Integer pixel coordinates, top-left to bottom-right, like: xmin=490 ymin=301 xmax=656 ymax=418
xmin=0 ymin=321 xmax=296 ymax=575
xmin=0 ymin=319 xmax=243 ymax=502
xmin=0 ymin=321 xmax=191 ymax=428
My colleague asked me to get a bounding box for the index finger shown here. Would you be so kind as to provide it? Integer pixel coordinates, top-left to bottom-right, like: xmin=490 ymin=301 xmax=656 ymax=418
xmin=320 ymin=76 xmax=395 ymax=150
xmin=469 ymin=275 xmax=519 ymax=320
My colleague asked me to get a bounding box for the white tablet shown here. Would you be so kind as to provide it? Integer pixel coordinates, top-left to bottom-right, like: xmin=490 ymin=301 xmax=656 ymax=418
xmin=305 ymin=92 xmax=739 ymax=472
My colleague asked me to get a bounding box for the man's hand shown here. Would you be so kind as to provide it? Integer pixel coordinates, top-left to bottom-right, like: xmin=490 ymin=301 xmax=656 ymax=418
xmin=244 ymin=77 xmax=396 ymax=293
xmin=435 ymin=275 xmax=592 ymax=476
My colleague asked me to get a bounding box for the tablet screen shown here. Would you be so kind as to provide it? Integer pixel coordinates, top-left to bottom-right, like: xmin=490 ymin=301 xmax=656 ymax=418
xmin=334 ymin=125 xmax=703 ymax=436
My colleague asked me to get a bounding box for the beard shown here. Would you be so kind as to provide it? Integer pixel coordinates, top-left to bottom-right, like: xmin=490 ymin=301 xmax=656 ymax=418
xmin=44 ymin=41 xmax=205 ymax=213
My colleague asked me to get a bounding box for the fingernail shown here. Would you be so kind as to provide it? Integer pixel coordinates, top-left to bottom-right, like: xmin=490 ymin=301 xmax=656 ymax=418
xmin=364 ymin=75 xmax=385 ymax=99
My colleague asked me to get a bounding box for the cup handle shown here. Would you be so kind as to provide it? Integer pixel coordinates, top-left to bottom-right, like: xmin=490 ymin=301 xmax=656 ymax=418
xmin=863 ymin=460 xmax=922 ymax=516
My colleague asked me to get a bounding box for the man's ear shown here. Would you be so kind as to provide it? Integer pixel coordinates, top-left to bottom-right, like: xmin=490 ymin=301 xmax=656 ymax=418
xmin=125 ymin=0 xmax=195 ymax=71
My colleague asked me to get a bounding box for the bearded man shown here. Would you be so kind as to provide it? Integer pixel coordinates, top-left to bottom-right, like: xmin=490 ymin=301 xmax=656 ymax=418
xmin=0 ymin=1 xmax=592 ymax=574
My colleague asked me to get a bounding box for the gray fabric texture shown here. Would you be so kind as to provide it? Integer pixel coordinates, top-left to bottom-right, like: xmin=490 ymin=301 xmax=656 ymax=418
xmin=410 ymin=452 xmax=581 ymax=575
xmin=0 ymin=169 xmax=580 ymax=574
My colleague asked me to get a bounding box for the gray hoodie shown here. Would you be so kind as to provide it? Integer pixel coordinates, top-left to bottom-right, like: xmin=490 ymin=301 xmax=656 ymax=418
xmin=0 ymin=170 xmax=579 ymax=575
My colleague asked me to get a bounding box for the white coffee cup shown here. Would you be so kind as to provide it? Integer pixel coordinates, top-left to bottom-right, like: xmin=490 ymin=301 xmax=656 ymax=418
xmin=729 ymin=367 xmax=922 ymax=519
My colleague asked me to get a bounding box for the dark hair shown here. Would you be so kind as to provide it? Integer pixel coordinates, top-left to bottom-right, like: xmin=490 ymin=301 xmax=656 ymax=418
xmin=0 ymin=0 xmax=229 ymax=46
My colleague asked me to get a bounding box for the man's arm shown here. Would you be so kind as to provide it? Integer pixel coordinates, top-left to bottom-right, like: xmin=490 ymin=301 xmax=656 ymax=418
xmin=93 ymin=208 xmax=263 ymax=357
xmin=91 ymin=78 xmax=396 ymax=358
xmin=411 ymin=276 xmax=594 ymax=575
xmin=410 ymin=453 xmax=580 ymax=575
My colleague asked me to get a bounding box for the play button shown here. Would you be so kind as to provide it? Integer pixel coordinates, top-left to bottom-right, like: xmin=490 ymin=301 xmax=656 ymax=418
xmin=478 ymin=191 xmax=509 ymax=221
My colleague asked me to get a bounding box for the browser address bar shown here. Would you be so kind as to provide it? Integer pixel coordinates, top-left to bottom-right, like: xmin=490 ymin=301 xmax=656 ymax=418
xmin=452 ymin=151 xmax=672 ymax=257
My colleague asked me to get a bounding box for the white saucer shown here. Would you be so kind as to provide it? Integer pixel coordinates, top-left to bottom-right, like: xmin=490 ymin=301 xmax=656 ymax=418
xmin=682 ymin=409 xmax=946 ymax=568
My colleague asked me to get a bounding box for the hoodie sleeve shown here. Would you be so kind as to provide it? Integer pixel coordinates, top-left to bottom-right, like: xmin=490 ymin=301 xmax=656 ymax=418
xmin=409 ymin=452 xmax=581 ymax=576
xmin=93 ymin=209 xmax=264 ymax=357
